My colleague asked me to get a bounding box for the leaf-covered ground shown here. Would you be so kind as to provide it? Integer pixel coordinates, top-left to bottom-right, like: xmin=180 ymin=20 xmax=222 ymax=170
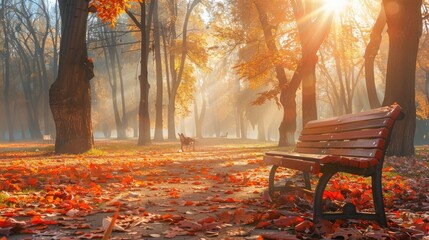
xmin=0 ymin=139 xmax=429 ymax=239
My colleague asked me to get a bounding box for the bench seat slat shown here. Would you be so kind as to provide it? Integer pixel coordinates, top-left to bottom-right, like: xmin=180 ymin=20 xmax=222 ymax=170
xmin=305 ymin=106 xmax=402 ymax=129
xmin=264 ymin=151 xmax=379 ymax=169
xmin=295 ymin=147 xmax=383 ymax=159
xmin=299 ymin=128 xmax=388 ymax=142
xmin=295 ymin=139 xmax=385 ymax=149
xmin=301 ymin=118 xmax=394 ymax=135
xmin=264 ymin=155 xmax=321 ymax=174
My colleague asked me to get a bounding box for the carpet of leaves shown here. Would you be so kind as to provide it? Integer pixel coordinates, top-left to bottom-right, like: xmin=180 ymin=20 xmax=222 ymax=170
xmin=0 ymin=139 xmax=429 ymax=239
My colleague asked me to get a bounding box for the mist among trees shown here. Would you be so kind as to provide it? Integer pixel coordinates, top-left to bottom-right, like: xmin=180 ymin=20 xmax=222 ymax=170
xmin=0 ymin=0 xmax=428 ymax=156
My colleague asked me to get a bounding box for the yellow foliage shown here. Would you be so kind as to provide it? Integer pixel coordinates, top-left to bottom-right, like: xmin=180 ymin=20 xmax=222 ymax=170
xmin=416 ymin=91 xmax=429 ymax=120
xmin=176 ymin=63 xmax=196 ymax=117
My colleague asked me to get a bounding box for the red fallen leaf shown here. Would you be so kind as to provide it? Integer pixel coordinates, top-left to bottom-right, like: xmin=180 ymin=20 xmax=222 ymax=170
xmin=5 ymin=198 xmax=19 ymax=204
xmin=314 ymin=220 xmax=334 ymax=234
xmin=3 ymin=212 xmax=15 ymax=217
xmin=31 ymin=215 xmax=57 ymax=225
xmin=233 ymin=208 xmax=254 ymax=225
xmin=217 ymin=210 xmax=233 ymax=223
xmin=184 ymin=201 xmax=193 ymax=206
xmin=76 ymin=233 xmax=105 ymax=239
xmin=295 ymin=220 xmax=313 ymax=232
xmin=273 ymin=216 xmax=303 ymax=227
xmin=197 ymin=216 xmax=216 ymax=224
xmin=164 ymin=227 xmax=192 ymax=238
xmin=177 ymin=220 xmax=202 ymax=231
xmin=28 ymin=177 xmax=38 ymax=187
xmin=260 ymin=232 xmax=299 ymax=239
xmin=255 ymin=221 xmax=271 ymax=229
xmin=261 ymin=190 xmax=272 ymax=202
xmin=201 ymin=222 xmax=224 ymax=231
xmin=225 ymin=190 xmax=234 ymax=194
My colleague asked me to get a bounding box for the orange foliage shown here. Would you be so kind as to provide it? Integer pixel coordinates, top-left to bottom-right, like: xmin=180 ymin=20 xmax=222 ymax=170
xmin=90 ymin=0 xmax=142 ymax=27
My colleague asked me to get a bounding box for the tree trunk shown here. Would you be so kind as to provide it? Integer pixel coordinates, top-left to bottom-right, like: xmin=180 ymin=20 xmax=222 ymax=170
xmin=278 ymin=88 xmax=297 ymax=145
xmin=254 ymin=1 xmax=296 ymax=146
xmin=1 ymin=0 xmax=14 ymax=142
xmin=167 ymin=0 xmax=201 ymax=140
xmin=137 ymin=2 xmax=151 ymax=145
xmin=364 ymin=4 xmax=385 ymax=109
xmin=293 ymin=2 xmax=333 ymax=126
xmin=49 ymin=0 xmax=94 ymax=154
xmin=153 ymin=0 xmax=164 ymax=141
xmin=115 ymin=48 xmax=128 ymax=138
xmin=382 ymin=0 xmax=422 ymax=156
xmin=301 ymin=54 xmax=319 ymax=124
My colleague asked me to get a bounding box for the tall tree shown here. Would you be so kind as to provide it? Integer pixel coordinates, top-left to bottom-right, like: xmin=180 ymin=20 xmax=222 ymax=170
xmin=153 ymin=0 xmax=164 ymax=141
xmin=167 ymin=0 xmax=201 ymax=140
xmin=126 ymin=1 xmax=155 ymax=145
xmin=49 ymin=0 xmax=94 ymax=153
xmin=382 ymin=0 xmax=422 ymax=156
xmin=364 ymin=4 xmax=385 ymax=109
xmin=252 ymin=0 xmax=332 ymax=145
xmin=291 ymin=0 xmax=333 ymax=126
xmin=1 ymin=0 xmax=14 ymax=141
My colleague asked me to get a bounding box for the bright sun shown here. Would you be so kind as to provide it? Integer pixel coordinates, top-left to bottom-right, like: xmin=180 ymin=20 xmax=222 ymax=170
xmin=323 ymin=0 xmax=349 ymax=13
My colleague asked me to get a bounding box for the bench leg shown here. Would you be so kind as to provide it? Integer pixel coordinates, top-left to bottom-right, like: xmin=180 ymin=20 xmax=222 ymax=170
xmin=372 ymin=170 xmax=387 ymax=227
xmin=303 ymin=172 xmax=311 ymax=190
xmin=313 ymin=171 xmax=336 ymax=223
xmin=268 ymin=165 xmax=279 ymax=197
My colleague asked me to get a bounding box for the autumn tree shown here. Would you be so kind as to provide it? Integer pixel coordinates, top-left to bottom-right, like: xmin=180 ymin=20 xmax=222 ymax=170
xmin=364 ymin=3 xmax=385 ymax=109
xmin=49 ymin=0 xmax=95 ymax=153
xmin=165 ymin=0 xmax=202 ymax=140
xmin=1 ymin=0 xmax=13 ymax=141
xmin=382 ymin=0 xmax=423 ymax=156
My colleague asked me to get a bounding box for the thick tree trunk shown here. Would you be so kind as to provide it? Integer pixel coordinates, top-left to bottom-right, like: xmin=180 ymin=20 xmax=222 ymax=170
xmin=301 ymin=54 xmax=319 ymax=124
xmin=382 ymin=0 xmax=422 ymax=156
xmin=49 ymin=0 xmax=94 ymax=154
xmin=278 ymin=88 xmax=297 ymax=145
xmin=153 ymin=1 xmax=164 ymax=141
xmin=295 ymin=5 xmax=333 ymax=126
xmin=364 ymin=4 xmax=385 ymax=109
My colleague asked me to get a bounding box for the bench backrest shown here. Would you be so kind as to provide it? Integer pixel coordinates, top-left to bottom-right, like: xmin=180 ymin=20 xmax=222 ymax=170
xmin=295 ymin=105 xmax=403 ymax=162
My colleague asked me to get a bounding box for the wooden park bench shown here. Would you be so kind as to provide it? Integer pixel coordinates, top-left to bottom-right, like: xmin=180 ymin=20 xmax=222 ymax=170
xmin=264 ymin=104 xmax=403 ymax=227
xmin=178 ymin=133 xmax=195 ymax=152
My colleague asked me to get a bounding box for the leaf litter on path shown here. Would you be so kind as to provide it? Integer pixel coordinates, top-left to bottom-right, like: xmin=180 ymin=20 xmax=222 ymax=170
xmin=0 ymin=139 xmax=428 ymax=239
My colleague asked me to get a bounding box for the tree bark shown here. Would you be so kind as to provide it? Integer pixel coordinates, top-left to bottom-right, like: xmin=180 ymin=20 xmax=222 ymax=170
xmin=49 ymin=0 xmax=94 ymax=154
xmin=291 ymin=0 xmax=333 ymax=126
xmin=382 ymin=0 xmax=422 ymax=156
xmin=137 ymin=1 xmax=152 ymax=145
xmin=153 ymin=0 xmax=164 ymax=141
xmin=1 ymin=0 xmax=14 ymax=141
xmin=364 ymin=4 xmax=385 ymax=109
